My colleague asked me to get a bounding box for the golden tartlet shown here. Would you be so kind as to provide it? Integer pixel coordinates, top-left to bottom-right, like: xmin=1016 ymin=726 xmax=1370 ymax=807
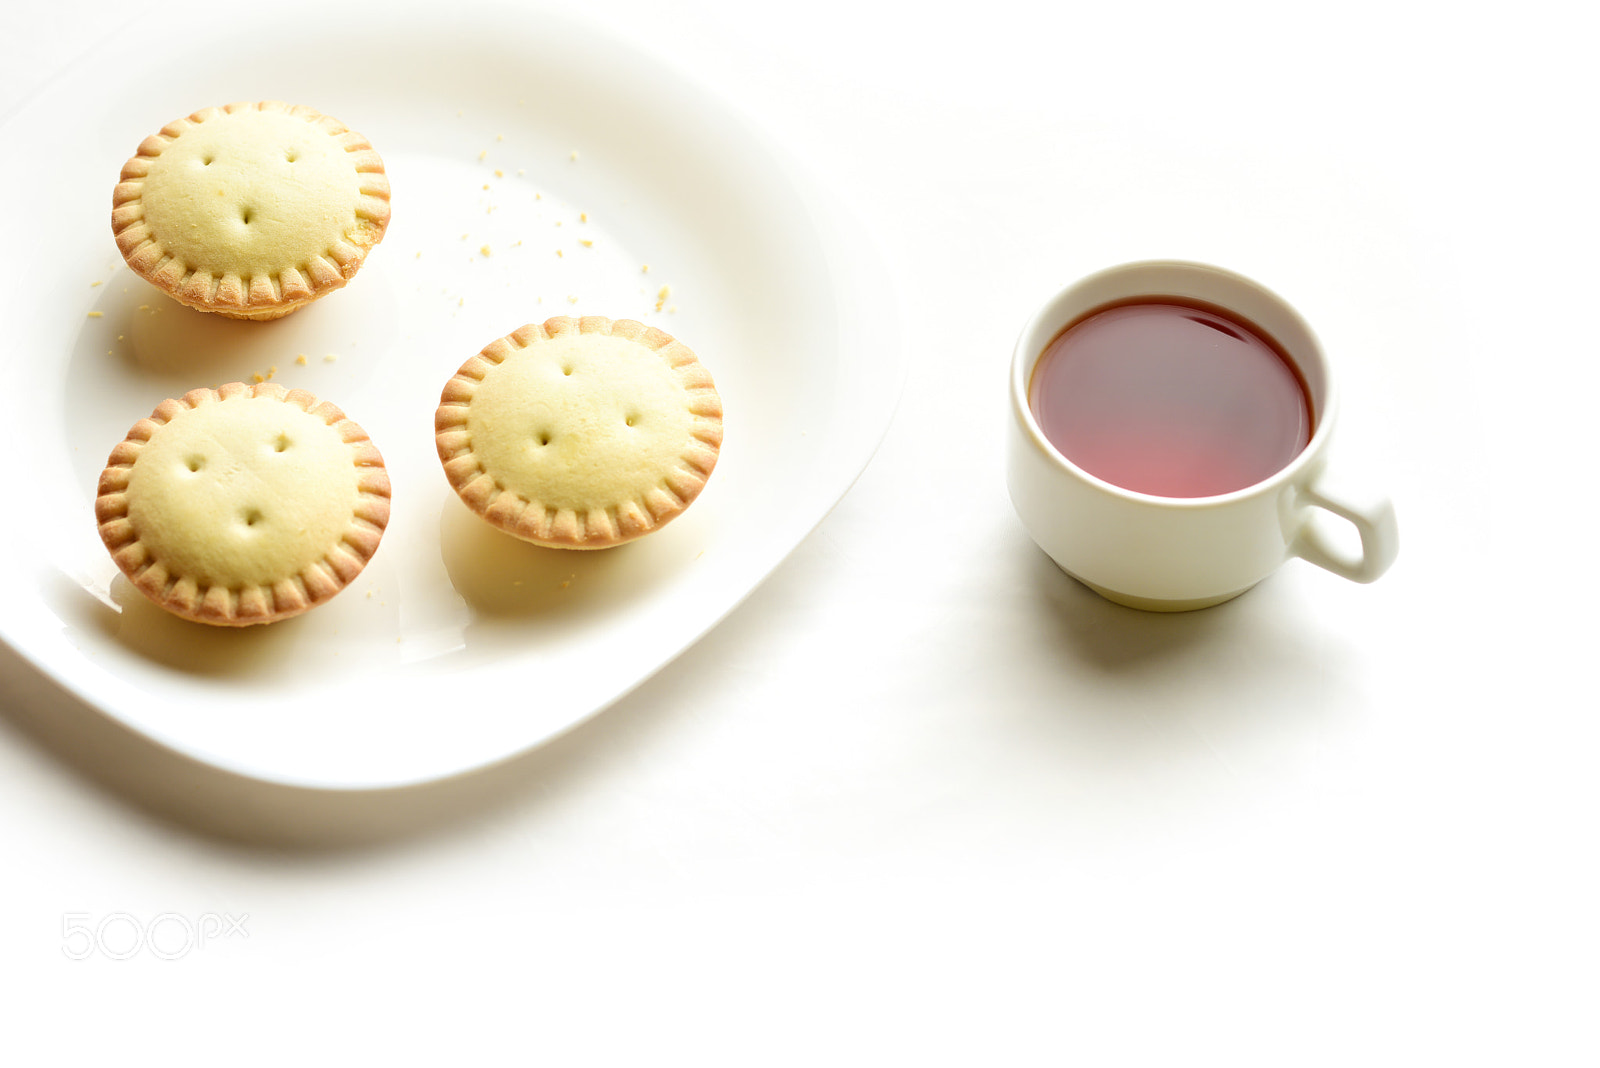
xmin=96 ymin=382 xmax=392 ymax=626
xmin=111 ymin=101 xmax=391 ymax=320
xmin=435 ymin=316 xmax=723 ymax=549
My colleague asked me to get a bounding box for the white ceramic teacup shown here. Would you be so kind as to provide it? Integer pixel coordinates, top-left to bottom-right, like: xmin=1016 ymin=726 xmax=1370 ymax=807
xmin=1006 ymin=260 xmax=1399 ymax=611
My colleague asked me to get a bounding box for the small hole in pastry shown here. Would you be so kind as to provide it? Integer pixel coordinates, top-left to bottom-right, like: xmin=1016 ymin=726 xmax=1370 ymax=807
xmin=241 ymin=208 xmax=254 ymax=225
xmin=285 ymin=150 xmax=299 ymax=163
xmin=201 ymin=155 xmax=214 ymax=166
xmin=624 ymin=414 xmax=638 ymax=427
xmin=243 ymin=508 xmax=264 ymax=527
xmin=561 ymin=365 xmax=574 ymax=376
xmin=185 ymin=455 xmax=205 ymax=472
xmin=273 ymin=433 xmax=291 ymax=453
xmin=537 ymin=433 xmax=552 ymax=446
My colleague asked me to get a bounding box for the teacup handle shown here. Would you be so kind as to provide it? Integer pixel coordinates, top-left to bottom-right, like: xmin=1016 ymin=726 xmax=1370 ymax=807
xmin=1289 ymin=473 xmax=1399 ymax=583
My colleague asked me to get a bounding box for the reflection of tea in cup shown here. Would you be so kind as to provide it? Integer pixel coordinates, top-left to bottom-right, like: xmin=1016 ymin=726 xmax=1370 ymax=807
xmin=1007 ymin=261 xmax=1398 ymax=612
xmin=1029 ymin=299 xmax=1312 ymax=499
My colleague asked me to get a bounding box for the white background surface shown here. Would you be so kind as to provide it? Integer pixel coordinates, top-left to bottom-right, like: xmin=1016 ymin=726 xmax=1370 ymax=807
xmin=2 ymin=0 xmax=1594 ymax=1063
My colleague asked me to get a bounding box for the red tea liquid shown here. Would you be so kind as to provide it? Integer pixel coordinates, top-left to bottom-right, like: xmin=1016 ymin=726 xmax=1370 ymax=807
xmin=1028 ymin=300 xmax=1312 ymax=498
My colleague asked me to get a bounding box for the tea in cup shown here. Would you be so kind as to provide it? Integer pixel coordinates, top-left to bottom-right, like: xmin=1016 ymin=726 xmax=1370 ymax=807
xmin=1007 ymin=260 xmax=1398 ymax=611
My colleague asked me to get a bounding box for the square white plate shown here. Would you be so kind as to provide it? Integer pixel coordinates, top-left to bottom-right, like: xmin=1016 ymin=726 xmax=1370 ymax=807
xmin=0 ymin=2 xmax=903 ymax=788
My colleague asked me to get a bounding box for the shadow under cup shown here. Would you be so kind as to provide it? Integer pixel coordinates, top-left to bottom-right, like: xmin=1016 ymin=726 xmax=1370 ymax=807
xmin=1006 ymin=261 xmax=1398 ymax=612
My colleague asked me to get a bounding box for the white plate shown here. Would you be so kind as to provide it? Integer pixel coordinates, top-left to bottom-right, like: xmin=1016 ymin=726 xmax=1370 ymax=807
xmin=0 ymin=2 xmax=903 ymax=789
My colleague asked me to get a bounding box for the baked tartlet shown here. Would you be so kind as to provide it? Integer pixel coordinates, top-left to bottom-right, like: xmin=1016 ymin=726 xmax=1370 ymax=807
xmin=111 ymin=101 xmax=390 ymax=320
xmin=95 ymin=382 xmax=392 ymax=626
xmin=435 ymin=316 xmax=723 ymax=549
